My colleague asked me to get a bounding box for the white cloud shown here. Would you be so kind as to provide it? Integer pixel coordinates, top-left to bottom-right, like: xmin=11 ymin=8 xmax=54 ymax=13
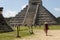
xmin=54 ymin=8 xmax=60 ymax=11
xmin=21 ymin=3 xmax=28 ymax=10
xmin=2 ymin=3 xmax=28 ymax=18
xmin=3 ymin=10 xmax=18 ymax=18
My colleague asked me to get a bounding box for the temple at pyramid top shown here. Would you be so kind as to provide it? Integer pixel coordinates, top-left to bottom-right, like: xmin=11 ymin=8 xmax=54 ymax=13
xmin=29 ymin=0 xmax=42 ymax=3
xmin=29 ymin=0 xmax=42 ymax=5
xmin=9 ymin=0 xmax=57 ymax=26
xmin=29 ymin=0 xmax=42 ymax=2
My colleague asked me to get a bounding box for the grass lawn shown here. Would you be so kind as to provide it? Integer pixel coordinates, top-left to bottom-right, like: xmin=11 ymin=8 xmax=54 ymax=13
xmin=49 ymin=25 xmax=60 ymax=30
xmin=0 ymin=26 xmax=31 ymax=40
xmin=39 ymin=25 xmax=60 ymax=30
xmin=0 ymin=25 xmax=60 ymax=40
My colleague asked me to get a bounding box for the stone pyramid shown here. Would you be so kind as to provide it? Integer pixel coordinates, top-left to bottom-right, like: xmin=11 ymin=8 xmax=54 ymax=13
xmin=9 ymin=0 xmax=57 ymax=26
xmin=0 ymin=7 xmax=13 ymax=32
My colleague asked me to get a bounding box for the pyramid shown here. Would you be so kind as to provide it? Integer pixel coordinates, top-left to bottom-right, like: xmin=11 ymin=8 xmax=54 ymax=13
xmin=0 ymin=7 xmax=13 ymax=32
xmin=9 ymin=0 xmax=57 ymax=26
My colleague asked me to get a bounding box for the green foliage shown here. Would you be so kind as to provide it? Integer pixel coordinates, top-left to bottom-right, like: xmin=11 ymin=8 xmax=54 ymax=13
xmin=57 ymin=17 xmax=60 ymax=24
xmin=5 ymin=17 xmax=13 ymax=22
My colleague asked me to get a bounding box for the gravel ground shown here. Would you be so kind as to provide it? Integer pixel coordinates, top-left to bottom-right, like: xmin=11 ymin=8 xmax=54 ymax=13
xmin=15 ymin=30 xmax=60 ymax=40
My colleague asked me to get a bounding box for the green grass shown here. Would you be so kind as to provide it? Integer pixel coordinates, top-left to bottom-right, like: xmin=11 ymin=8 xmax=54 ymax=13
xmin=0 ymin=26 xmax=31 ymax=40
xmin=0 ymin=32 xmax=16 ymax=40
xmin=0 ymin=31 xmax=31 ymax=40
xmin=49 ymin=25 xmax=60 ymax=30
xmin=0 ymin=25 xmax=60 ymax=40
xmin=35 ymin=25 xmax=60 ymax=30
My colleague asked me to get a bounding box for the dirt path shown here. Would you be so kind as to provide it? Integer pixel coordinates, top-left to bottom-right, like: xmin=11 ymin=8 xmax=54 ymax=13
xmin=15 ymin=30 xmax=60 ymax=40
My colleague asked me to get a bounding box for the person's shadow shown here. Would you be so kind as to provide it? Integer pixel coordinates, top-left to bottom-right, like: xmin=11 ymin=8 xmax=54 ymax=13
xmin=47 ymin=35 xmax=53 ymax=36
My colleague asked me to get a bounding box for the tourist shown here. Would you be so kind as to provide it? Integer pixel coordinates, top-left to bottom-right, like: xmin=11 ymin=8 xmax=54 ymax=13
xmin=44 ymin=22 xmax=49 ymax=36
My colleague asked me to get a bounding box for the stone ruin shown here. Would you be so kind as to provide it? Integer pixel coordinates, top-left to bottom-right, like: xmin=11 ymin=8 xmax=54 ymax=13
xmin=9 ymin=0 xmax=57 ymax=26
xmin=0 ymin=7 xmax=13 ymax=33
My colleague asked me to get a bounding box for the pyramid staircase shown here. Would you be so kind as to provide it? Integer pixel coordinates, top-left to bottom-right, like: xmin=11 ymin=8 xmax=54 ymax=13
xmin=23 ymin=4 xmax=39 ymax=26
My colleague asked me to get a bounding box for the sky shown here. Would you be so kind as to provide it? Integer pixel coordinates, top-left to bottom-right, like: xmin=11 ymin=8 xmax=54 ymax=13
xmin=0 ymin=0 xmax=60 ymax=18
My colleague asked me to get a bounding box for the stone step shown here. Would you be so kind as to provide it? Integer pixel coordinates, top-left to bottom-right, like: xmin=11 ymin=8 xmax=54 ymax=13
xmin=9 ymin=5 xmax=28 ymax=26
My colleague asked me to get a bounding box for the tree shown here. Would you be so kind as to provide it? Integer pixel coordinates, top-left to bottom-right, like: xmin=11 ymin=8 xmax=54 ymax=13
xmin=57 ymin=17 xmax=60 ymax=24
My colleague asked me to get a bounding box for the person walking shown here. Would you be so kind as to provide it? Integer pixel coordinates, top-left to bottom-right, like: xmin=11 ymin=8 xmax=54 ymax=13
xmin=44 ymin=22 xmax=49 ymax=36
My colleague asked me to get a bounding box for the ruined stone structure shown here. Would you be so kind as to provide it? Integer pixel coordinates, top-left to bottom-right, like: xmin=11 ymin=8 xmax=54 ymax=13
xmin=9 ymin=0 xmax=57 ymax=26
xmin=0 ymin=7 xmax=13 ymax=32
